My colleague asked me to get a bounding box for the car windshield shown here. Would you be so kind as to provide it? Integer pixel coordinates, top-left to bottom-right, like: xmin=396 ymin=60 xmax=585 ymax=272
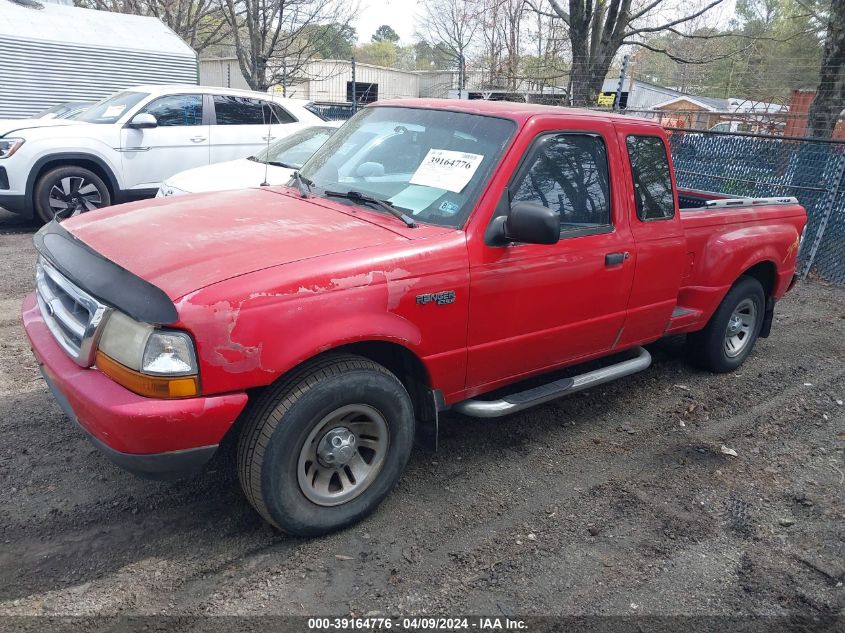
xmin=76 ymin=91 xmax=149 ymax=124
xmin=254 ymin=126 xmax=336 ymax=168
xmin=299 ymin=106 xmax=516 ymax=228
xmin=36 ymin=104 xmax=70 ymax=119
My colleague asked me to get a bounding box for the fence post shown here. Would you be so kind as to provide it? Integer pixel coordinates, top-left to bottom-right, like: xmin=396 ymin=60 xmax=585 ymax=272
xmin=802 ymin=148 xmax=845 ymax=278
xmin=351 ymin=56 xmax=357 ymax=114
xmin=614 ymin=55 xmax=628 ymax=112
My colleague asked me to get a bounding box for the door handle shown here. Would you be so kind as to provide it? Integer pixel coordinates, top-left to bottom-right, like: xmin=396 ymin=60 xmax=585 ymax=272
xmin=190 ymin=136 xmax=207 ymax=143
xmin=262 ymin=135 xmax=276 ymax=142
xmin=605 ymin=251 xmax=630 ymax=266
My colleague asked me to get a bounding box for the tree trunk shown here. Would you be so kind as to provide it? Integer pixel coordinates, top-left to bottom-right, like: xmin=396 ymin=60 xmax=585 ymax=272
xmin=806 ymin=1 xmax=845 ymax=139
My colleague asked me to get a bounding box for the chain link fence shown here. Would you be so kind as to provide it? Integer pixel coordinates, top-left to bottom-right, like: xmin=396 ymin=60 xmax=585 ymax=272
xmin=308 ymin=101 xmax=355 ymax=121
xmin=666 ymin=128 xmax=845 ymax=284
xmin=295 ymin=102 xmax=845 ymax=283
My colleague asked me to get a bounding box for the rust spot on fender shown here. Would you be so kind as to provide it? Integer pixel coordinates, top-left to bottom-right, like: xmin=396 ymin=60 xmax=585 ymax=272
xmin=196 ymin=300 xmax=263 ymax=373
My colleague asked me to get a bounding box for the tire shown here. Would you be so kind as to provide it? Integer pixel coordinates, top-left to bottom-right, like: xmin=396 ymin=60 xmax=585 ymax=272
xmin=688 ymin=276 xmax=765 ymax=373
xmin=237 ymin=354 xmax=415 ymax=536
xmin=34 ymin=166 xmax=111 ymax=223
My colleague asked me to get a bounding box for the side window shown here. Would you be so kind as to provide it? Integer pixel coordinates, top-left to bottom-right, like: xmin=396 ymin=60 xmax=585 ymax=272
xmin=512 ymin=133 xmax=611 ymax=231
xmin=626 ymin=135 xmax=675 ymax=220
xmin=269 ymin=102 xmax=297 ymax=124
xmin=141 ymin=95 xmax=202 ymax=127
xmin=214 ymin=96 xmax=266 ymax=125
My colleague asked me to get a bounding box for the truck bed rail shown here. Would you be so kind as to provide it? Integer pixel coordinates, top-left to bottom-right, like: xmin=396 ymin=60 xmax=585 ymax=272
xmin=703 ymin=196 xmax=798 ymax=209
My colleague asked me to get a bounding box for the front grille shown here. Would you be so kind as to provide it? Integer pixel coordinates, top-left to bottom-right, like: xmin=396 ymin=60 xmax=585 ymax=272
xmin=0 ymin=167 xmax=8 ymax=190
xmin=35 ymin=257 xmax=111 ymax=366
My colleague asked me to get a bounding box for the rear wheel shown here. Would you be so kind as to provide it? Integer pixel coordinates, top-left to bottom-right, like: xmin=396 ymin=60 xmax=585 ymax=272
xmin=237 ymin=354 xmax=415 ymax=536
xmin=34 ymin=166 xmax=111 ymax=223
xmin=688 ymin=276 xmax=765 ymax=373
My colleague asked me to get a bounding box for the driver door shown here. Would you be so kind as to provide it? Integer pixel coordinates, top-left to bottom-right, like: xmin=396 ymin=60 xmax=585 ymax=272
xmin=466 ymin=122 xmax=636 ymax=389
xmin=120 ymin=93 xmax=210 ymax=191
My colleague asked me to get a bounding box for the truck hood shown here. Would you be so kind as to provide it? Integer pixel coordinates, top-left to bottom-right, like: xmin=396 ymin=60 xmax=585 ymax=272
xmin=0 ymin=118 xmax=84 ymax=137
xmin=62 ymin=188 xmax=413 ymax=301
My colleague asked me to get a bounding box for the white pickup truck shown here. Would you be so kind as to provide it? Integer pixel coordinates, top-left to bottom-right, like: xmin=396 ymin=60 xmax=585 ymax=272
xmin=0 ymin=85 xmax=326 ymax=222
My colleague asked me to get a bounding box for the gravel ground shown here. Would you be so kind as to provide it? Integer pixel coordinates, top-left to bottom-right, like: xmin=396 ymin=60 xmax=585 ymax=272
xmin=0 ymin=209 xmax=843 ymax=622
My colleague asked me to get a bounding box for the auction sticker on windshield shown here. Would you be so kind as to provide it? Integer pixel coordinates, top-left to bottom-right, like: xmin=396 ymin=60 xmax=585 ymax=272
xmin=410 ymin=149 xmax=483 ymax=193
xmin=103 ymin=105 xmax=126 ymax=119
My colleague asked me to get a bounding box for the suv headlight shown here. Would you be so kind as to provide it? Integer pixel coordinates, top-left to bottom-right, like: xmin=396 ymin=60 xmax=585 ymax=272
xmin=96 ymin=311 xmax=199 ymax=398
xmin=0 ymin=138 xmax=24 ymax=158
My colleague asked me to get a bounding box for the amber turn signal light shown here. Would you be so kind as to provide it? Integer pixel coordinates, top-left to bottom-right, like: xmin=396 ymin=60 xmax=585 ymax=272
xmin=95 ymin=351 xmax=199 ymax=399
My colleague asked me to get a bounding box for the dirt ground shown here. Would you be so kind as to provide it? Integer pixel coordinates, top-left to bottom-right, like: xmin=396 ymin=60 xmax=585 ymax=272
xmin=0 ymin=208 xmax=843 ymax=622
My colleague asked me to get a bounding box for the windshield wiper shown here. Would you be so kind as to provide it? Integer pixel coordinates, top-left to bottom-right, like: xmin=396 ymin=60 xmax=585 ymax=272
xmin=268 ymin=160 xmax=297 ymax=168
xmin=291 ymin=171 xmax=312 ymax=198
xmin=323 ymin=190 xmax=418 ymax=228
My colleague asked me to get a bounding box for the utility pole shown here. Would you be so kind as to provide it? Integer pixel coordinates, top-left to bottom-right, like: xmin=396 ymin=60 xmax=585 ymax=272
xmin=614 ymin=54 xmax=629 ymax=112
xmin=351 ymin=55 xmax=357 ymax=114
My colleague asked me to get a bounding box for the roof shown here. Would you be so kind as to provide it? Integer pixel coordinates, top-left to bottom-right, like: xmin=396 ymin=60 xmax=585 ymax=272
xmin=0 ymin=0 xmax=194 ymax=57
xmin=650 ymin=95 xmax=728 ymax=111
xmin=374 ymin=98 xmax=664 ymax=127
xmin=130 ymin=84 xmax=313 ymax=103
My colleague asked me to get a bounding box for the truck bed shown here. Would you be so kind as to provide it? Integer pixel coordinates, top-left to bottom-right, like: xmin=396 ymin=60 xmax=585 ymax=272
xmin=663 ymin=189 xmax=807 ymax=336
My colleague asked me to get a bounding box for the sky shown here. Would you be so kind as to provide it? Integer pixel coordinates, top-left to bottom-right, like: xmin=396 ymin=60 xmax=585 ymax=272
xmin=354 ymin=0 xmax=421 ymax=44
xmin=352 ymin=0 xmax=739 ymax=46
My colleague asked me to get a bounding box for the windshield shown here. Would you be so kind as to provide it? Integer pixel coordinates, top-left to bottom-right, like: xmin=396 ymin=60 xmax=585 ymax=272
xmin=255 ymin=126 xmax=336 ymax=168
xmin=299 ymin=106 xmax=516 ymax=228
xmin=76 ymin=91 xmax=149 ymax=124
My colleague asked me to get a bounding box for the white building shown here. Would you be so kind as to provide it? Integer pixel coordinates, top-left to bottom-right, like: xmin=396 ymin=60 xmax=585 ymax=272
xmin=199 ymin=58 xmax=420 ymax=103
xmin=0 ymin=0 xmax=197 ymax=118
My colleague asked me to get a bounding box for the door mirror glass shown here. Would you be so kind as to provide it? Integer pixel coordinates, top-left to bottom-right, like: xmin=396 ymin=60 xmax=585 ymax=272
xmin=503 ymin=201 xmax=560 ymax=244
xmin=127 ymin=113 xmax=158 ymax=129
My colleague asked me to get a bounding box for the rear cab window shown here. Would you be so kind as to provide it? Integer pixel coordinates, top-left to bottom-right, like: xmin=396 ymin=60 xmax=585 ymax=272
xmin=626 ymin=135 xmax=675 ymax=221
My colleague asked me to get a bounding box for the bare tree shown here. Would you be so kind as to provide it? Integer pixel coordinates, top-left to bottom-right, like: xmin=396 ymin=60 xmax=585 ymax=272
xmin=76 ymin=0 xmax=229 ymax=53
xmin=525 ymin=0 xmax=728 ymax=105
xmin=807 ymin=0 xmax=845 ymax=138
xmin=521 ymin=7 xmax=570 ymax=92
xmin=218 ymin=0 xmax=355 ymax=91
xmin=420 ymin=0 xmax=483 ymax=90
xmin=501 ymin=0 xmax=526 ymax=90
xmin=479 ymin=0 xmax=506 ymax=87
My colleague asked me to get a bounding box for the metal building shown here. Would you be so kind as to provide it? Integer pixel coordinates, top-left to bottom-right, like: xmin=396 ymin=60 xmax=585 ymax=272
xmin=199 ymin=57 xmax=420 ymax=103
xmin=0 ymin=0 xmax=198 ymax=119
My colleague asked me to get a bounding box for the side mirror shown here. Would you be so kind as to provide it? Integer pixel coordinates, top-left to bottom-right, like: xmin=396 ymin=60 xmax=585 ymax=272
xmin=493 ymin=201 xmax=560 ymax=245
xmin=127 ymin=113 xmax=158 ymax=129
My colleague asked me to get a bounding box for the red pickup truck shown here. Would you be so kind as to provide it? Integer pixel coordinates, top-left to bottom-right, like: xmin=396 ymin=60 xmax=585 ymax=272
xmin=23 ymin=100 xmax=807 ymax=535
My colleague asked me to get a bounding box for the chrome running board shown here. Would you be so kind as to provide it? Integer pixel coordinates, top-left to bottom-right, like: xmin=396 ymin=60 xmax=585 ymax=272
xmin=452 ymin=347 xmax=652 ymax=418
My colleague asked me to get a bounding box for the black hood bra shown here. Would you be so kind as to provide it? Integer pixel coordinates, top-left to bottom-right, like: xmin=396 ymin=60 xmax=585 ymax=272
xmin=33 ymin=220 xmax=178 ymax=325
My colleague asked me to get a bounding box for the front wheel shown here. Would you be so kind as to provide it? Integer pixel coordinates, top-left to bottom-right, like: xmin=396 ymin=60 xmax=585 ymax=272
xmin=237 ymin=354 xmax=415 ymax=536
xmin=33 ymin=166 xmax=111 ymax=223
xmin=688 ymin=276 xmax=765 ymax=373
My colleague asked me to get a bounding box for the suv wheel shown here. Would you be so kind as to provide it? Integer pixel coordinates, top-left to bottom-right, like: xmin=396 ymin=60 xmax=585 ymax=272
xmin=237 ymin=354 xmax=415 ymax=536
xmin=34 ymin=166 xmax=111 ymax=223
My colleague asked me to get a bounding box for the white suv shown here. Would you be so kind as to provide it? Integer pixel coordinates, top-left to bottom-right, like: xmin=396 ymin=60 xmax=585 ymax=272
xmin=0 ymin=85 xmax=327 ymax=222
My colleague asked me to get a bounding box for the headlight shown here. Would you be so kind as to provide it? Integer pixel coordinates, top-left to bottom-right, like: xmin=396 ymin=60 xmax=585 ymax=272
xmin=96 ymin=311 xmax=199 ymax=398
xmin=0 ymin=138 xmax=24 ymax=158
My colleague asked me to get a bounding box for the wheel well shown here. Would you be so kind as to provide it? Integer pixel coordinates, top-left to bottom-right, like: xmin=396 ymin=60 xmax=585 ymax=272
xmin=741 ymin=261 xmax=776 ymax=297
xmin=218 ymin=341 xmax=436 ymax=459
xmin=33 ymin=158 xmax=117 ymax=200
xmin=338 ymin=341 xmax=433 ymax=418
